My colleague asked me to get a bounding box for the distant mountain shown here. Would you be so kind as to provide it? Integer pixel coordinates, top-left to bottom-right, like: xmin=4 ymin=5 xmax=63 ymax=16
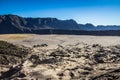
xmin=0 ymin=14 xmax=79 ymax=33
xmin=79 ymin=23 xmax=120 ymax=31
xmin=0 ymin=14 xmax=120 ymax=35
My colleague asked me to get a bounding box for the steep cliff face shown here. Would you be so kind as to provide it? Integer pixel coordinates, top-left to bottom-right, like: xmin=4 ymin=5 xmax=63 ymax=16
xmin=25 ymin=18 xmax=79 ymax=30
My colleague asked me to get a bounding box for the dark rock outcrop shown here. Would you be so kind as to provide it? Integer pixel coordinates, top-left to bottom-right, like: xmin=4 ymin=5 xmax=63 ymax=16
xmin=0 ymin=40 xmax=30 ymax=79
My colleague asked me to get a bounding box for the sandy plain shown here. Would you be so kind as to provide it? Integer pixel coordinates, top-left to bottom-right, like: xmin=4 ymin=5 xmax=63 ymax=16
xmin=0 ymin=34 xmax=120 ymax=48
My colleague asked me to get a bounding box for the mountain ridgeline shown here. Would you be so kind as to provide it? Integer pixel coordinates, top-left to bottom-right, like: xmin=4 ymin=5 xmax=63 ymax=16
xmin=0 ymin=14 xmax=120 ymax=35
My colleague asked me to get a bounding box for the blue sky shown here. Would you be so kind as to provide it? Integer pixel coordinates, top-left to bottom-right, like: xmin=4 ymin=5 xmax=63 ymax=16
xmin=0 ymin=0 xmax=120 ymax=25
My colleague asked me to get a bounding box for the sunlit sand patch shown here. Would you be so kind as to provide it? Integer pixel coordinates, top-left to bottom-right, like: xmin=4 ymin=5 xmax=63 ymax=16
xmin=0 ymin=34 xmax=34 ymax=41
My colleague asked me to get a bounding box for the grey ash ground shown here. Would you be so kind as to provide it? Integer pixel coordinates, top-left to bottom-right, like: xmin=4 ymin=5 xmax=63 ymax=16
xmin=0 ymin=34 xmax=120 ymax=80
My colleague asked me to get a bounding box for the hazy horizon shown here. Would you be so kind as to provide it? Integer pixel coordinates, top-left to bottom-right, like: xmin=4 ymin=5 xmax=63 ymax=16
xmin=0 ymin=0 xmax=120 ymax=25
